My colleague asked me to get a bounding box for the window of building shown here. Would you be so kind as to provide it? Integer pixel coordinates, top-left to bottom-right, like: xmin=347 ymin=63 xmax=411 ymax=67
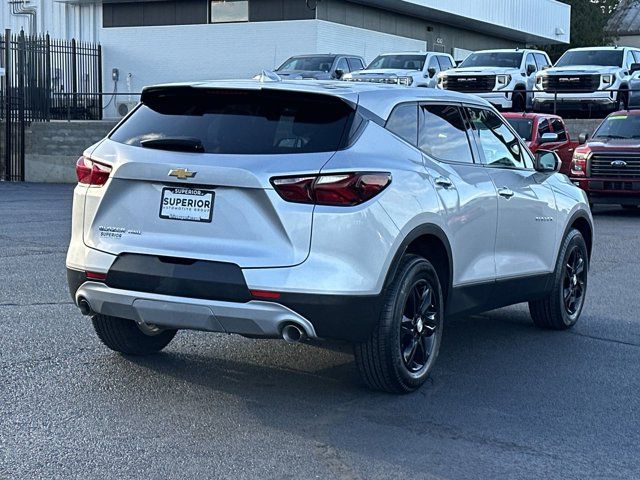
xmin=210 ymin=0 xmax=248 ymax=23
xmin=418 ymin=104 xmax=472 ymax=163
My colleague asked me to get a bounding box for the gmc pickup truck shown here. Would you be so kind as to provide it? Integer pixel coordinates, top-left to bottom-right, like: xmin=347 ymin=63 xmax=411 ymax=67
xmin=503 ymin=112 xmax=578 ymax=175
xmin=570 ymin=110 xmax=640 ymax=208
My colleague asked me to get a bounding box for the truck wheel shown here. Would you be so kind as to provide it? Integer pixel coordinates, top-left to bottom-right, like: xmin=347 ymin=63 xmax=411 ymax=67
xmin=615 ymin=89 xmax=629 ymax=111
xmin=512 ymin=90 xmax=526 ymax=112
xmin=529 ymin=229 xmax=588 ymax=330
xmin=354 ymin=255 xmax=443 ymax=394
xmin=92 ymin=314 xmax=177 ymax=355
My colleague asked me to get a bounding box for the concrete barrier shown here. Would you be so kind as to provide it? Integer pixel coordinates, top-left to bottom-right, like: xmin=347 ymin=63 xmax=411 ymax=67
xmin=24 ymin=121 xmax=118 ymax=183
xmin=563 ymin=119 xmax=602 ymax=141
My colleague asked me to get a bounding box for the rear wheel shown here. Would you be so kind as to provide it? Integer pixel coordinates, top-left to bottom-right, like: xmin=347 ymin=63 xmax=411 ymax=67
xmin=529 ymin=229 xmax=588 ymax=330
xmin=92 ymin=314 xmax=177 ymax=355
xmin=354 ymin=255 xmax=443 ymax=394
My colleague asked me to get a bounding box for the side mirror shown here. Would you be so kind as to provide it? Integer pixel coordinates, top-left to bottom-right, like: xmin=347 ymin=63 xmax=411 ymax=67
xmin=578 ymin=132 xmax=590 ymax=145
xmin=334 ymin=69 xmax=344 ymax=79
xmin=539 ymin=132 xmax=559 ymax=144
xmin=427 ymin=67 xmax=437 ymax=78
xmin=527 ymin=64 xmax=536 ymax=76
xmin=630 ymin=63 xmax=640 ymax=74
xmin=534 ymin=150 xmax=561 ymax=173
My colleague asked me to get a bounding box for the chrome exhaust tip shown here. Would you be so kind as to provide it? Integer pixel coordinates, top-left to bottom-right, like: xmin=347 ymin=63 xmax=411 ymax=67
xmin=281 ymin=323 xmax=306 ymax=344
xmin=77 ymin=297 xmax=92 ymax=316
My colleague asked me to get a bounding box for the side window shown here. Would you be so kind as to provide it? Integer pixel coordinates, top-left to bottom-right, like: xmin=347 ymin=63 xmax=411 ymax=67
xmin=385 ymin=103 xmax=418 ymax=146
xmin=626 ymin=51 xmax=636 ymax=70
xmin=534 ymin=53 xmax=550 ymax=70
xmin=633 ymin=51 xmax=640 ymax=64
xmin=427 ymin=55 xmax=440 ymax=74
xmin=348 ymin=58 xmax=364 ymax=71
xmin=525 ymin=53 xmax=537 ymax=74
xmin=551 ymin=119 xmax=567 ymax=141
xmin=437 ymin=56 xmax=454 ymax=71
xmin=537 ymin=119 xmax=551 ymax=138
xmin=418 ymin=104 xmax=473 ymax=163
xmin=466 ymin=107 xmax=532 ymax=169
xmin=335 ymin=57 xmax=350 ymax=73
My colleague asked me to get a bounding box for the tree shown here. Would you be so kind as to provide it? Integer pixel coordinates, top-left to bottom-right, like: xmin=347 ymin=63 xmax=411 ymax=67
xmin=546 ymin=0 xmax=623 ymax=61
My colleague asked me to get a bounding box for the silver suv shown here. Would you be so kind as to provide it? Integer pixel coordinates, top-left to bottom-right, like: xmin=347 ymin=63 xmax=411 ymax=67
xmin=66 ymin=80 xmax=593 ymax=393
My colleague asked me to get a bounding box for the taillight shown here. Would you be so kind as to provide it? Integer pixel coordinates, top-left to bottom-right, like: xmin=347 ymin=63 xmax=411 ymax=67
xmin=570 ymin=147 xmax=590 ymax=176
xmin=271 ymin=172 xmax=391 ymax=206
xmin=76 ymin=156 xmax=112 ymax=186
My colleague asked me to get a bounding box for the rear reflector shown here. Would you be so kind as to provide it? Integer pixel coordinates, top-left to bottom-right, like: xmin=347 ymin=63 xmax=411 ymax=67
xmin=250 ymin=290 xmax=281 ymax=300
xmin=76 ymin=156 xmax=112 ymax=186
xmin=85 ymin=271 xmax=107 ymax=281
xmin=271 ymin=172 xmax=391 ymax=206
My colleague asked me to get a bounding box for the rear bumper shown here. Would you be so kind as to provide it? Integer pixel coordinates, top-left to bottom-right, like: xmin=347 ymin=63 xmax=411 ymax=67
xmin=68 ymin=268 xmax=381 ymax=342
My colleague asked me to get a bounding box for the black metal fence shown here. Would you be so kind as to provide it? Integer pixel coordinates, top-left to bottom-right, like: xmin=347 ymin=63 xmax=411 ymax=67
xmin=0 ymin=29 xmax=102 ymax=181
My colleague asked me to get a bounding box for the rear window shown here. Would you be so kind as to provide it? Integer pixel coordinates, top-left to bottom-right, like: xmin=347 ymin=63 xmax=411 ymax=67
xmin=110 ymin=88 xmax=355 ymax=154
xmin=506 ymin=118 xmax=534 ymax=141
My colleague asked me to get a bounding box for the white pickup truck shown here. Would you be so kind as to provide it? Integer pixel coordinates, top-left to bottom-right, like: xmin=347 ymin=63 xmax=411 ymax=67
xmin=342 ymin=51 xmax=455 ymax=88
xmin=437 ymin=49 xmax=551 ymax=111
xmin=533 ymin=46 xmax=640 ymax=113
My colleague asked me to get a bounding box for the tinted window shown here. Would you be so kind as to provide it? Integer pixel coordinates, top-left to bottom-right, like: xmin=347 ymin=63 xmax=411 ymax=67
xmin=525 ymin=53 xmax=537 ymax=74
xmin=367 ymin=55 xmax=425 ymax=71
xmin=467 ymin=108 xmax=530 ymax=168
xmin=418 ymin=105 xmax=472 ymax=163
xmin=534 ymin=53 xmax=551 ymax=70
xmin=537 ymin=119 xmax=551 ymax=137
xmin=551 ymin=119 xmax=567 ymax=141
xmin=555 ymin=49 xmax=624 ymax=67
xmin=437 ymin=56 xmax=454 ymax=70
xmin=460 ymin=52 xmax=523 ymax=69
xmin=634 ymin=51 xmax=640 ymax=64
xmin=336 ymin=57 xmax=349 ymax=73
xmin=385 ymin=103 xmax=417 ymax=145
xmin=506 ymin=118 xmax=534 ymax=141
xmin=593 ymin=113 xmax=640 ymax=140
xmin=348 ymin=58 xmax=364 ymax=71
xmin=277 ymin=56 xmax=335 ymax=72
xmin=111 ymin=89 xmax=354 ymax=154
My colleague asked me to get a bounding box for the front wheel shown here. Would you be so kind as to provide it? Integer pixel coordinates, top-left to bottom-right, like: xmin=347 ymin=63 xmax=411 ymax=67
xmin=512 ymin=90 xmax=526 ymax=112
xmin=354 ymin=255 xmax=444 ymax=394
xmin=529 ymin=229 xmax=588 ymax=330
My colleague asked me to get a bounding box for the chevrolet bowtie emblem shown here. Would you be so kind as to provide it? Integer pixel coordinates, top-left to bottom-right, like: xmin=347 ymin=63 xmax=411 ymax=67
xmin=168 ymin=168 xmax=197 ymax=180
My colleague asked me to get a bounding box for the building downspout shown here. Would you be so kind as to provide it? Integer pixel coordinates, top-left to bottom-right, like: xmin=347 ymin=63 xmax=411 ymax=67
xmin=9 ymin=1 xmax=37 ymax=36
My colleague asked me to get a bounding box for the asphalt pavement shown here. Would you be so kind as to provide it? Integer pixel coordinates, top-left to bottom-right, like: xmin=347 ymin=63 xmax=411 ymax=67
xmin=1 ymin=183 xmax=639 ymax=480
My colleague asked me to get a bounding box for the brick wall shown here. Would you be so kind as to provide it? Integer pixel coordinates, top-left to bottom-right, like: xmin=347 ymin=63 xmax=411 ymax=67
xmin=24 ymin=121 xmax=118 ymax=183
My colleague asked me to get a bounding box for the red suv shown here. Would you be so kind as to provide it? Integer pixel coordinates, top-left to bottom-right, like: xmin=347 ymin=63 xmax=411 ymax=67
xmin=571 ymin=110 xmax=640 ymax=209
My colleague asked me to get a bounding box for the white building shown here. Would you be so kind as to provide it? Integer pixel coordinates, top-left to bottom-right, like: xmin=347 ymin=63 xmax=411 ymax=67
xmin=0 ymin=0 xmax=571 ymax=117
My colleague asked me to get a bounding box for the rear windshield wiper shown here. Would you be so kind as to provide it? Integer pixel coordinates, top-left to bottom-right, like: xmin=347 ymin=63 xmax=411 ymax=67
xmin=140 ymin=137 xmax=205 ymax=153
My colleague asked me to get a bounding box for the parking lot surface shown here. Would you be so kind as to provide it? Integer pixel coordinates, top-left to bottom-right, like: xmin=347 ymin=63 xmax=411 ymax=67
xmin=1 ymin=183 xmax=639 ymax=480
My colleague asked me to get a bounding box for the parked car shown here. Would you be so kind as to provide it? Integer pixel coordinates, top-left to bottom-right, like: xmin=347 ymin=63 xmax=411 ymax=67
xmin=503 ymin=112 xmax=578 ymax=175
xmin=342 ymin=51 xmax=455 ymax=87
xmin=570 ymin=109 xmax=640 ymax=208
xmin=272 ymin=54 xmax=365 ymax=80
xmin=67 ymin=80 xmax=593 ymax=394
xmin=437 ymin=48 xmax=552 ymax=110
xmin=533 ymin=46 xmax=640 ymax=113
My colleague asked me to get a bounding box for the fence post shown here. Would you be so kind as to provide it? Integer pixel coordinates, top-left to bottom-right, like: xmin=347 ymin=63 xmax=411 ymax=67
xmin=4 ymin=29 xmax=11 ymax=181
xmin=45 ymin=33 xmax=51 ymax=121
xmin=17 ymin=31 xmax=25 ymax=181
xmin=97 ymin=43 xmax=103 ymax=120
xmin=71 ymin=37 xmax=77 ymax=116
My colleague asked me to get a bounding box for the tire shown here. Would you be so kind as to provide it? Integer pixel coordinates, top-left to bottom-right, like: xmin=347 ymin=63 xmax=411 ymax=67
xmin=512 ymin=89 xmax=526 ymax=112
xmin=92 ymin=314 xmax=177 ymax=355
xmin=615 ymin=89 xmax=629 ymax=111
xmin=354 ymin=255 xmax=444 ymax=394
xmin=529 ymin=229 xmax=588 ymax=330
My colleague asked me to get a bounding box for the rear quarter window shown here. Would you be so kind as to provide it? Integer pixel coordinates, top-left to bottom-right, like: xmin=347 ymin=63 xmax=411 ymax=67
xmin=110 ymin=88 xmax=355 ymax=155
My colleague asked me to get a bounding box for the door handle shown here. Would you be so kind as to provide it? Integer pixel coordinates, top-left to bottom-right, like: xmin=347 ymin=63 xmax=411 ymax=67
xmin=498 ymin=187 xmax=515 ymax=199
xmin=434 ymin=176 xmax=453 ymax=188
